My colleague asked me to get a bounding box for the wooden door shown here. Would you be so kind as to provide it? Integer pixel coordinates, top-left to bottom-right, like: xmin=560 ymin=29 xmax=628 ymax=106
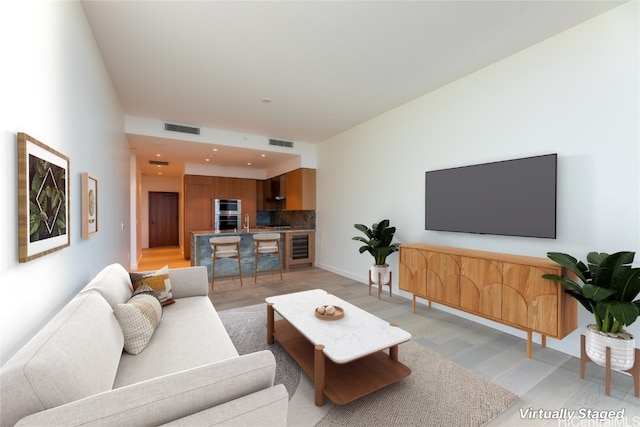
xmin=149 ymin=192 xmax=179 ymax=248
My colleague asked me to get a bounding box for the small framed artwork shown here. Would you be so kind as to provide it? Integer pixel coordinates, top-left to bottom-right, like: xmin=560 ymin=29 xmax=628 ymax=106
xmin=18 ymin=132 xmax=70 ymax=262
xmin=81 ymin=173 xmax=98 ymax=238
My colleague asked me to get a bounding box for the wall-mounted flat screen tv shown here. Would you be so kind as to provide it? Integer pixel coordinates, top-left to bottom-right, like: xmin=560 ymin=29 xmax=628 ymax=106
xmin=425 ymin=154 xmax=557 ymax=239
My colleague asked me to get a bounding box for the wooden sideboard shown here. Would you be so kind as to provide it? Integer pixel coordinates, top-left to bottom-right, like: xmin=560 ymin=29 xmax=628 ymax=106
xmin=399 ymin=243 xmax=577 ymax=357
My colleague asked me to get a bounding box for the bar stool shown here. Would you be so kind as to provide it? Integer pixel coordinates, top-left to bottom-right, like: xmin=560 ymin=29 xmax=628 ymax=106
xmin=253 ymin=233 xmax=283 ymax=283
xmin=209 ymin=236 xmax=243 ymax=290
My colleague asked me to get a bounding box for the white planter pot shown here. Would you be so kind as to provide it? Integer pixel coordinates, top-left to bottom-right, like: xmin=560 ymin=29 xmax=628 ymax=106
xmin=370 ymin=264 xmax=390 ymax=285
xmin=585 ymin=324 xmax=635 ymax=371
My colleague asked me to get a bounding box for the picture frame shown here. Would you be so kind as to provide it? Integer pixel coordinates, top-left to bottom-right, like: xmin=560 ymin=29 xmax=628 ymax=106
xmin=18 ymin=132 xmax=70 ymax=262
xmin=81 ymin=173 xmax=99 ymax=238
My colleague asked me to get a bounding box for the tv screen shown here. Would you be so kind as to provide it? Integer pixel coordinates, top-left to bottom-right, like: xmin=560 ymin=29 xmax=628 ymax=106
xmin=425 ymin=154 xmax=557 ymax=239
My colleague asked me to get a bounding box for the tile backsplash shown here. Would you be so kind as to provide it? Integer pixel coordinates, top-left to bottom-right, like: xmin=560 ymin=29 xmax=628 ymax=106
xmin=257 ymin=210 xmax=315 ymax=229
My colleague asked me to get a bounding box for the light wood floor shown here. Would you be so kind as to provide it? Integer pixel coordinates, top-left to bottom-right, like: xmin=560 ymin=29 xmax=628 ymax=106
xmin=140 ymin=247 xmax=640 ymax=426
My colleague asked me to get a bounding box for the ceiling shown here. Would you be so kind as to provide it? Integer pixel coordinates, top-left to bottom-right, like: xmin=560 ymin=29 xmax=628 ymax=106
xmin=81 ymin=0 xmax=624 ymax=177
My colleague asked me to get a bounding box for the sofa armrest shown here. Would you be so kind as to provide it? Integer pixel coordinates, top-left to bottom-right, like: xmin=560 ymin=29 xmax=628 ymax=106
xmin=168 ymin=266 xmax=209 ymax=298
xmin=16 ymin=351 xmax=278 ymax=427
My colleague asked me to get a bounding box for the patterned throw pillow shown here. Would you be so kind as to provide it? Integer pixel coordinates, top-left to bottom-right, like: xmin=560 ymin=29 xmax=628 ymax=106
xmin=114 ymin=284 xmax=162 ymax=355
xmin=130 ymin=265 xmax=175 ymax=306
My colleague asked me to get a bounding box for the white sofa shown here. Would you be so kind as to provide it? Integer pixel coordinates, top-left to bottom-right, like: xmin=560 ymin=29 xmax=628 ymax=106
xmin=0 ymin=263 xmax=288 ymax=426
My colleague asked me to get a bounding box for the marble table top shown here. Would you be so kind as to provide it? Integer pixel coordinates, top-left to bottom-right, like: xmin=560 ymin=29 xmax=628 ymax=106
xmin=266 ymin=289 xmax=412 ymax=363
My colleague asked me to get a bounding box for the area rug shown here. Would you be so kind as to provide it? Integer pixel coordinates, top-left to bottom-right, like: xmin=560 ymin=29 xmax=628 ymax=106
xmin=218 ymin=303 xmax=301 ymax=399
xmin=219 ymin=303 xmax=519 ymax=426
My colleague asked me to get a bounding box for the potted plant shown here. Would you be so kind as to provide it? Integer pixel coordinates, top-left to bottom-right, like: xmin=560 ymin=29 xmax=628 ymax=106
xmin=543 ymin=251 xmax=640 ymax=370
xmin=352 ymin=219 xmax=400 ymax=285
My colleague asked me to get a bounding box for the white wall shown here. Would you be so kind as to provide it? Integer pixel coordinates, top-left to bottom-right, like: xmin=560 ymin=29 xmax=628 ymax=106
xmin=316 ymin=2 xmax=639 ymax=357
xmin=0 ymin=1 xmax=130 ymax=364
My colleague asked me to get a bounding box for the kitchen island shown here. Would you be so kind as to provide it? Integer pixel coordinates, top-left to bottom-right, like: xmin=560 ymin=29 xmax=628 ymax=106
xmin=190 ymin=228 xmax=315 ymax=281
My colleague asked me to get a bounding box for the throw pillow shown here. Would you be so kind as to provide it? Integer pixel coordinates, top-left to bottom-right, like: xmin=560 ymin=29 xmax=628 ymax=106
xmin=114 ymin=284 xmax=162 ymax=355
xmin=130 ymin=265 xmax=175 ymax=306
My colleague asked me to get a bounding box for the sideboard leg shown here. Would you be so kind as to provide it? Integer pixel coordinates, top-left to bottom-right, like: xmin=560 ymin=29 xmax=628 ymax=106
xmin=580 ymin=335 xmax=587 ymax=379
xmin=605 ymin=346 xmax=612 ymax=396
xmin=527 ymin=330 xmax=532 ymax=358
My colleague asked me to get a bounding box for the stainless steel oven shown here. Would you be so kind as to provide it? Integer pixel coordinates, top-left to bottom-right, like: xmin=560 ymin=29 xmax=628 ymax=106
xmin=214 ymin=199 xmax=242 ymax=231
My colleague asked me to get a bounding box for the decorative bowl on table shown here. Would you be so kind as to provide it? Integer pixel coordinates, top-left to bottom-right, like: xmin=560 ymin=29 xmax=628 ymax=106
xmin=315 ymin=304 xmax=344 ymax=320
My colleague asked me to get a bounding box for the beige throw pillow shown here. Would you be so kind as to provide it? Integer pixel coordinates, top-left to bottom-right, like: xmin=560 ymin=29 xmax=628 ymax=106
xmin=114 ymin=284 xmax=162 ymax=355
xmin=130 ymin=265 xmax=175 ymax=306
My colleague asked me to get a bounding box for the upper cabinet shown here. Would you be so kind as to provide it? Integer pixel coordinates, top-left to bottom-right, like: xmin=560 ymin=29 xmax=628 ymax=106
xmin=285 ymin=168 xmax=316 ymax=210
xmin=259 ymin=168 xmax=316 ymax=211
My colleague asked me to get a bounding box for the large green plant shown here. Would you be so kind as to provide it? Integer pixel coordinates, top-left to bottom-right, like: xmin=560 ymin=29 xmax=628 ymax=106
xmin=352 ymin=219 xmax=400 ymax=266
xmin=543 ymin=251 xmax=640 ymax=334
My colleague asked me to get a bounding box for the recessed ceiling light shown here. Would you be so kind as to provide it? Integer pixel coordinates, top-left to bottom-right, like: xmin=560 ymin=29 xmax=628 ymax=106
xmin=261 ymin=154 xmax=266 ymax=157
xmin=247 ymin=162 xmax=252 ymax=166
xmin=205 ymin=158 xmax=210 ymax=162
xmin=156 ymin=153 xmax=161 ymax=157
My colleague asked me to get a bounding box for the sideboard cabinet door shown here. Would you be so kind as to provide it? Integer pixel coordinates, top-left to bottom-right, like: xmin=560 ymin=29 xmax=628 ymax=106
xmin=399 ymin=247 xmax=427 ymax=298
xmin=459 ymin=257 xmax=502 ymax=320
xmin=426 ymin=251 xmax=460 ymax=306
xmin=502 ymin=263 xmax=561 ymax=336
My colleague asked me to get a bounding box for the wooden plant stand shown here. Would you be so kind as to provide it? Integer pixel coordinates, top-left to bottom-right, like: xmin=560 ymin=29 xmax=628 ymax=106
xmin=580 ymin=334 xmax=639 ymax=397
xmin=368 ymin=270 xmax=392 ymax=299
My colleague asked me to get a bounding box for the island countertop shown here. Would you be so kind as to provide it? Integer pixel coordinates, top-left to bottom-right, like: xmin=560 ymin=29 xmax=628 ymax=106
xmin=190 ymin=227 xmax=315 ymax=236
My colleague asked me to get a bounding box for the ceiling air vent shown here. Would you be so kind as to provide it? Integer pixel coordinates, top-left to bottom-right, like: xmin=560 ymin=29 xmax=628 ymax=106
xmin=165 ymin=123 xmax=200 ymax=135
xmin=149 ymin=160 xmax=169 ymax=166
xmin=269 ymin=138 xmax=294 ymax=148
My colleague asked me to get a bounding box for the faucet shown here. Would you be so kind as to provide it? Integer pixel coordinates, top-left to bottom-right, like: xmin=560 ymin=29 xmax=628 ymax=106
xmin=244 ymin=213 xmax=250 ymax=231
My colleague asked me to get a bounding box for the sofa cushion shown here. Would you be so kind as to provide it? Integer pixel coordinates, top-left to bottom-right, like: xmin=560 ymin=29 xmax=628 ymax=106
xmin=131 ymin=265 xmax=175 ymax=306
xmin=114 ymin=284 xmax=163 ymax=355
xmin=16 ymin=351 xmax=282 ymax=427
xmin=114 ymin=296 xmax=238 ymax=388
xmin=81 ymin=263 xmax=133 ymax=309
xmin=0 ymin=291 xmax=124 ymax=426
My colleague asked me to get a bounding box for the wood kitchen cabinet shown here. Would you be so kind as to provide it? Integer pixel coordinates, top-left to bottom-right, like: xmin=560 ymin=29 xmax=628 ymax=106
xmin=256 ymin=180 xmax=265 ymax=211
xmin=399 ymin=243 xmax=577 ymax=357
xmin=183 ymin=175 xmax=257 ymax=259
xmin=285 ymin=168 xmax=316 ymax=210
xmin=183 ymin=175 xmax=215 ymax=259
xmin=237 ymin=178 xmax=257 ymax=226
xmin=214 ymin=177 xmax=229 ymax=199
xmin=257 ymin=168 xmax=316 ymax=211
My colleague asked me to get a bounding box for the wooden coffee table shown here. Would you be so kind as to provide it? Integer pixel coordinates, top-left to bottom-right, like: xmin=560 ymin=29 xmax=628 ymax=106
xmin=265 ymin=289 xmax=412 ymax=406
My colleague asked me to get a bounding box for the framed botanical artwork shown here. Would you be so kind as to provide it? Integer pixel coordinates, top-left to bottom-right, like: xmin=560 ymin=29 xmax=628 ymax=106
xmin=18 ymin=132 xmax=70 ymax=262
xmin=81 ymin=173 xmax=98 ymax=238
